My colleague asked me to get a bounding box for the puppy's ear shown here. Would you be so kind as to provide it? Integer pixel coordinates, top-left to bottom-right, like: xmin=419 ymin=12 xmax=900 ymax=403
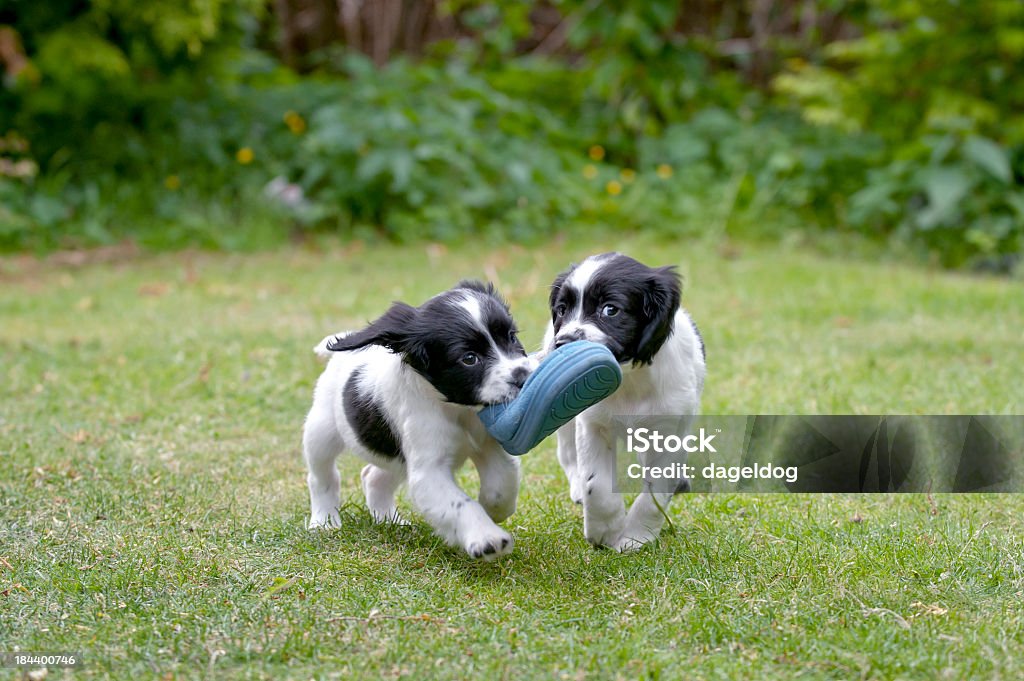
xmin=633 ymin=266 xmax=681 ymax=366
xmin=325 ymin=302 xmax=428 ymax=368
xmin=548 ymin=268 xmax=570 ymax=320
xmin=457 ymin=279 xmax=509 ymax=310
xmin=456 ymin=279 xmax=495 ymax=296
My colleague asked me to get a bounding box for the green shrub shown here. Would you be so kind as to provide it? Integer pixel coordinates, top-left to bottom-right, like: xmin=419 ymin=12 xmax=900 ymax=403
xmin=292 ymin=57 xmax=585 ymax=240
xmin=775 ymin=0 xmax=1024 ymax=265
xmin=1 ymin=1 xmax=1022 ymax=268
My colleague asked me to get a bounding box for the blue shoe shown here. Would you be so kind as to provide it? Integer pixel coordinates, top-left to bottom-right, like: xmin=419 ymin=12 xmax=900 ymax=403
xmin=479 ymin=341 xmax=622 ymax=456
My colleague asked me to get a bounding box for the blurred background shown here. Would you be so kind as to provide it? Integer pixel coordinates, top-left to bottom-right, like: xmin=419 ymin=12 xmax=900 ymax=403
xmin=1 ymin=0 xmax=1022 ymax=269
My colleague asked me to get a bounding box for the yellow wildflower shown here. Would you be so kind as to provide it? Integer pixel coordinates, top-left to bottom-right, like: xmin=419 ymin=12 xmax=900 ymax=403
xmin=656 ymin=164 xmax=673 ymax=179
xmin=606 ymin=180 xmax=622 ymax=196
xmin=582 ymin=164 xmax=598 ymax=180
xmin=284 ymin=111 xmax=306 ymax=134
xmin=236 ymin=147 xmax=254 ymax=164
xmin=588 ymin=145 xmax=605 ymax=161
xmin=164 ymin=175 xmax=181 ymax=190
xmin=620 ymin=168 xmax=636 ymax=184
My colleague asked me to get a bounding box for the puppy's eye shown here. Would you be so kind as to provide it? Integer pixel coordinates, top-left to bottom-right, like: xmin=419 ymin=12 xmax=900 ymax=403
xmin=509 ymin=330 xmax=519 ymax=344
xmin=602 ymin=304 xmax=620 ymax=318
xmin=555 ymin=304 xmax=566 ymax=318
xmin=461 ymin=352 xmax=479 ymax=366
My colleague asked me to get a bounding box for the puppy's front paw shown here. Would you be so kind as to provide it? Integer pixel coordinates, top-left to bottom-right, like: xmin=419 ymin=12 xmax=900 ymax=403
xmin=369 ymin=509 xmax=411 ymax=526
xmin=611 ymin=531 xmax=657 ymax=553
xmin=568 ymin=475 xmax=585 ymax=505
xmin=480 ymin=494 xmax=516 ymax=524
xmin=613 ymin=509 xmax=666 ymax=552
xmin=308 ymin=508 xmax=341 ymax=530
xmin=462 ymin=526 xmax=514 ymax=561
xmin=583 ymin=509 xmax=625 ymax=549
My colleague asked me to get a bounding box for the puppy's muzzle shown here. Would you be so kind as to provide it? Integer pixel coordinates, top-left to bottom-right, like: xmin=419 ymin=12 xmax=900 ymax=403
xmin=511 ymin=366 xmax=530 ymax=390
xmin=553 ymin=329 xmax=586 ymax=348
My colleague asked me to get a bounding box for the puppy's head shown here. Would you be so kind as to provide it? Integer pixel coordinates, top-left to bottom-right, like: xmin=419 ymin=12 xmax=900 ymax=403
xmin=548 ymin=253 xmax=681 ymax=366
xmin=327 ymin=280 xmax=532 ymax=405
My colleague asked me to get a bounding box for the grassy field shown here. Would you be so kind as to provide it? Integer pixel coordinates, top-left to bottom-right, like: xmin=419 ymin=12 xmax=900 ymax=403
xmin=2 ymin=233 xmax=1023 ymax=679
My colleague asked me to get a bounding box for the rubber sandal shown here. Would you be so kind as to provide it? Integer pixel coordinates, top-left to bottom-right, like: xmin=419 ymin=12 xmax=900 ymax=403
xmin=478 ymin=340 xmax=622 ymax=456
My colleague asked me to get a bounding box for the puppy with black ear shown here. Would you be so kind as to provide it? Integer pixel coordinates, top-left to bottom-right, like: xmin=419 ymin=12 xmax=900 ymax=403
xmin=303 ymin=281 xmax=534 ymax=560
xmin=544 ymin=253 xmax=706 ymax=552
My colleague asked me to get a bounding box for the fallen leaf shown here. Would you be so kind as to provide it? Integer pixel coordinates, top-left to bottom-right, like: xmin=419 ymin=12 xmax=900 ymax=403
xmin=138 ymin=282 xmax=171 ymax=297
xmin=425 ymin=243 xmax=447 ymax=265
xmin=911 ymin=601 xmax=949 ymax=616
xmin=717 ymin=242 xmax=743 ymax=260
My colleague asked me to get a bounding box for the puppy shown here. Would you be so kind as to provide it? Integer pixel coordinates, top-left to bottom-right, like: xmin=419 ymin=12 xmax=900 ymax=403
xmin=544 ymin=253 xmax=706 ymax=552
xmin=303 ymin=280 xmax=534 ymax=560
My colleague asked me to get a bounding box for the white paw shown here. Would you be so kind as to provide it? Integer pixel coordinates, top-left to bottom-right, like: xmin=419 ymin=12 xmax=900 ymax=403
xmin=462 ymin=526 xmax=514 ymax=561
xmin=583 ymin=508 xmax=625 ymax=549
xmin=611 ymin=529 xmax=658 ymax=553
xmin=480 ymin=495 xmax=516 ymax=524
xmin=614 ymin=502 xmax=668 ymax=552
xmin=568 ymin=475 xmax=585 ymax=505
xmin=369 ymin=509 xmax=411 ymax=526
xmin=309 ymin=508 xmax=341 ymax=530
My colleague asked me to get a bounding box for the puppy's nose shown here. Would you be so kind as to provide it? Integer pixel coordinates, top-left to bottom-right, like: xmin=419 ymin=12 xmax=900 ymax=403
xmin=510 ymin=366 xmax=530 ymax=390
xmin=553 ymin=330 xmax=585 ymax=349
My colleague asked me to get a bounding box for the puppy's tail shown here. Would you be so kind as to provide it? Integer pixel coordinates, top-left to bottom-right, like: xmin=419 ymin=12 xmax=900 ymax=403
xmin=313 ymin=332 xmax=351 ymax=361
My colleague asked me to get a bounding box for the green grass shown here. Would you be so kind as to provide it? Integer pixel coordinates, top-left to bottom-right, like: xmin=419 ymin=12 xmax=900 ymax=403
xmin=2 ymin=234 xmax=1023 ymax=679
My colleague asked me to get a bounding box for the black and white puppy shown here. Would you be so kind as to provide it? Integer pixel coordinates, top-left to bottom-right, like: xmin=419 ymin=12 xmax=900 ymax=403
xmin=303 ymin=281 xmax=534 ymax=560
xmin=544 ymin=253 xmax=706 ymax=552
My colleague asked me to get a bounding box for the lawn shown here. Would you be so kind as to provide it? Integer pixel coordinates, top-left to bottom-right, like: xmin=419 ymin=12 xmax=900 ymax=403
xmin=1 ymin=233 xmax=1023 ymax=679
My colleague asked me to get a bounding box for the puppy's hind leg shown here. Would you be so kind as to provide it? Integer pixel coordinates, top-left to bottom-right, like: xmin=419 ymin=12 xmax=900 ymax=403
xmin=361 ymin=464 xmax=408 ymax=525
xmin=304 ymin=406 xmax=344 ymax=529
xmin=470 ymin=444 xmax=520 ymax=523
xmin=556 ymin=421 xmax=585 ymax=504
xmin=616 ymin=489 xmax=674 ymax=553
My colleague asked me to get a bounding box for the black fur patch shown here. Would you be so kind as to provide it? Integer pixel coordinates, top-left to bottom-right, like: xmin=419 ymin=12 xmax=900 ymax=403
xmin=343 ymin=367 xmax=403 ymax=459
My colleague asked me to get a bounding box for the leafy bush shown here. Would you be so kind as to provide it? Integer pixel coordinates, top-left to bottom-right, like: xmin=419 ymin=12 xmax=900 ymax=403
xmin=1 ymin=0 xmax=1022 ymax=269
xmin=775 ymin=0 xmax=1024 ymax=265
xmin=291 ymin=57 xmax=585 ymax=241
xmin=0 ymin=50 xmax=750 ymax=249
